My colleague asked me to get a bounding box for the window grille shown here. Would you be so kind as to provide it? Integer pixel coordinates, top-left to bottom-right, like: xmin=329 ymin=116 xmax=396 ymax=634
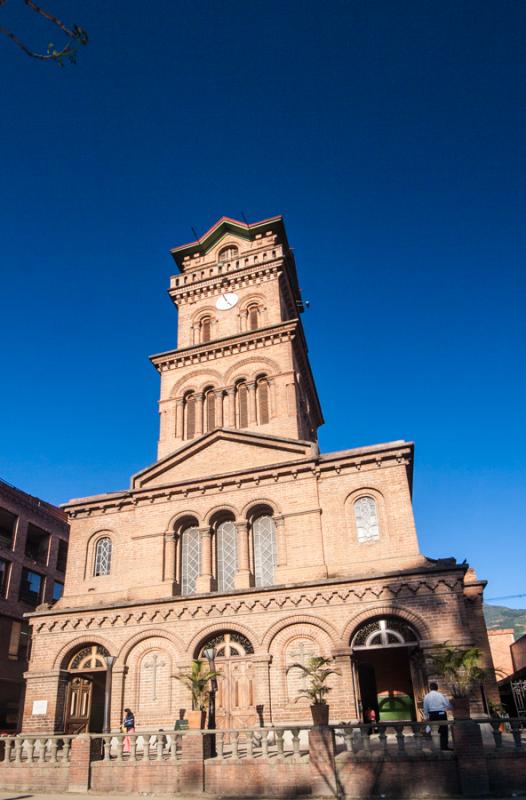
xmin=354 ymin=496 xmax=380 ymax=542
xmin=206 ymin=390 xmax=216 ymax=432
xmin=253 ymin=515 xmax=276 ymax=587
xmin=352 ymin=617 xmax=418 ymax=648
xmin=68 ymin=644 xmax=110 ymax=671
xmin=185 ymin=394 xmax=196 ymax=439
xmin=201 ymin=317 xmax=211 ymax=343
xmin=94 ymin=537 xmax=112 ymax=576
xmin=181 ymin=526 xmax=200 ymax=595
xmin=248 ymin=305 xmax=259 ymax=331
xmin=257 ymin=379 xmax=270 ymax=425
xmin=216 ymin=520 xmax=237 ymax=593
xmin=237 ymin=383 xmax=248 ymax=428
xmin=199 ymin=631 xmax=254 ymax=657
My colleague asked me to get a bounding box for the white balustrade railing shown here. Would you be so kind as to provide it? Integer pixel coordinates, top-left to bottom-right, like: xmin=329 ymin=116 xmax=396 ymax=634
xmin=1 ymin=734 xmax=74 ymax=764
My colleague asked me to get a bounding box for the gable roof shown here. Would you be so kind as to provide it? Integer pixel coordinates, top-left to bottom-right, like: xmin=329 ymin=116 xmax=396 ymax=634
xmin=170 ymin=215 xmax=288 ymax=268
xmin=131 ymin=427 xmax=318 ymax=490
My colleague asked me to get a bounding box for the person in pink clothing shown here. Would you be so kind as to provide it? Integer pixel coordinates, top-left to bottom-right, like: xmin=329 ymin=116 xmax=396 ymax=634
xmin=122 ymin=708 xmax=135 ymax=753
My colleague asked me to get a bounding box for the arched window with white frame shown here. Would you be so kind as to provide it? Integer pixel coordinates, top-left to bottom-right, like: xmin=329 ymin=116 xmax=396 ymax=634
xmin=215 ymin=518 xmax=237 ymax=593
xmin=94 ymin=537 xmax=112 ymax=576
xmin=180 ymin=523 xmax=200 ymax=596
xmin=354 ymin=496 xmax=380 ymax=542
xmin=252 ymin=512 xmax=277 ymax=587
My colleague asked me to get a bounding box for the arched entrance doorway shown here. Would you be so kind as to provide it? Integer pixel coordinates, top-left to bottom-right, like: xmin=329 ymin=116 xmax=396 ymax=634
xmin=197 ymin=631 xmax=258 ymax=729
xmin=351 ymin=617 xmax=425 ymax=723
xmin=63 ymin=644 xmax=109 ymax=733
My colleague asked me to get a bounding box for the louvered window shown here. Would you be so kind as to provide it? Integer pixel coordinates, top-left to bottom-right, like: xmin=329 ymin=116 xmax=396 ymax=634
xmin=248 ymin=305 xmax=259 ymax=331
xmin=216 ymin=520 xmax=237 ymax=593
xmin=257 ymin=379 xmax=270 ymax=425
xmin=237 ymin=383 xmax=248 ymax=428
xmin=253 ymin=515 xmax=276 ymax=587
xmin=354 ymin=496 xmax=380 ymax=542
xmin=94 ymin=537 xmax=112 ymax=576
xmin=185 ymin=394 xmax=196 ymax=439
xmin=201 ymin=317 xmax=212 ymax=343
xmin=205 ymin=390 xmax=216 ymax=432
xmin=181 ymin=526 xmax=200 ymax=596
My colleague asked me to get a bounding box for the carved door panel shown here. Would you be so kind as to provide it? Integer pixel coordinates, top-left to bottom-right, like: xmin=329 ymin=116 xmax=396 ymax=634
xmin=64 ymin=676 xmax=92 ymax=734
xmin=216 ymin=658 xmax=258 ymax=730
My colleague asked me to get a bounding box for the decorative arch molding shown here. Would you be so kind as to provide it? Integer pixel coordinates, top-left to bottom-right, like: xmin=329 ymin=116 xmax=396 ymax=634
xmin=54 ymin=635 xmax=116 ymax=671
xmin=190 ymin=305 xmax=218 ymax=326
xmin=169 ymin=368 xmax=224 ymax=398
xmin=164 ymin=510 xmax=201 ymax=533
xmin=239 ymin=293 xmax=267 ymax=311
xmin=204 ymin=502 xmax=240 ymax=525
xmin=186 ymin=622 xmax=260 ymax=659
xmin=344 ymin=487 xmax=389 ymax=544
xmin=341 ymin=604 xmax=431 ymax=646
xmin=224 ymin=356 xmax=279 ymax=385
xmin=241 ymin=497 xmax=282 ymax=519
xmin=261 ymin=614 xmax=340 ymax=652
xmin=116 ymin=628 xmax=186 ymax=668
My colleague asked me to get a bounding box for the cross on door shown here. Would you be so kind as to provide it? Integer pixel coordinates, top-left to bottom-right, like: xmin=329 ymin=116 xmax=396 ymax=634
xmin=144 ymin=653 xmax=166 ymax=701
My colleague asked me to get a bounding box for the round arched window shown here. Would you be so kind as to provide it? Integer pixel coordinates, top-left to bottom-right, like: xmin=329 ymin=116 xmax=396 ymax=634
xmin=218 ymin=245 xmax=239 ymax=262
xmin=352 ymin=617 xmax=418 ymax=649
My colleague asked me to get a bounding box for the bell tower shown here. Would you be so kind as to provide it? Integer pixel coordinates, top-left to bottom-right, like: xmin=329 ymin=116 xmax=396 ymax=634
xmin=151 ymin=215 xmax=323 ymax=459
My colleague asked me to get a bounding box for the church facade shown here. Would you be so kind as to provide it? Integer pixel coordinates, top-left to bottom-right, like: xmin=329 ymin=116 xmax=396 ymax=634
xmin=23 ymin=216 xmax=496 ymax=733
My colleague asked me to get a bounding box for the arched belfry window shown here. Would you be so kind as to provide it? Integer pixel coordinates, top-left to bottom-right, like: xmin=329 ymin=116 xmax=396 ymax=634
xmin=181 ymin=524 xmax=200 ymax=596
xmin=204 ymin=387 xmax=216 ymax=432
xmin=184 ymin=392 xmax=196 ymax=440
xmin=218 ymin=245 xmax=239 ymax=262
xmin=352 ymin=617 xmax=418 ymax=649
xmin=354 ymin=496 xmax=380 ymax=542
xmin=200 ymin=316 xmax=212 ymax=343
xmin=252 ymin=513 xmax=277 ymax=587
xmin=236 ymin=382 xmax=248 ymax=428
xmin=256 ymin=376 xmax=270 ymax=425
xmin=215 ymin=518 xmax=237 ymax=593
xmin=94 ymin=537 xmax=112 ymax=576
xmin=247 ymin=303 xmax=259 ymax=331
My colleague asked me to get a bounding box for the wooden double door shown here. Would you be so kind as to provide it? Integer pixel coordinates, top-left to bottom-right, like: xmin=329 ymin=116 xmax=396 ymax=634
xmin=64 ymin=673 xmax=105 ymax=733
xmin=214 ymin=657 xmax=258 ymax=729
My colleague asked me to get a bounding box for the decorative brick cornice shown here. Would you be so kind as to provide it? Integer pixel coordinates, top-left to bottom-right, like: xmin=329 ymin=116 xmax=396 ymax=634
xmin=149 ymin=320 xmax=298 ymax=374
xmin=168 ymin=260 xmax=281 ymax=306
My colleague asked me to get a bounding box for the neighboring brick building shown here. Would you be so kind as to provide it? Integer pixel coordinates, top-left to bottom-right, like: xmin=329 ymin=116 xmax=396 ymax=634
xmin=22 ymin=216 xmax=498 ymax=734
xmin=0 ymin=478 xmax=69 ymax=730
xmin=488 ymin=629 xmax=515 ymax=680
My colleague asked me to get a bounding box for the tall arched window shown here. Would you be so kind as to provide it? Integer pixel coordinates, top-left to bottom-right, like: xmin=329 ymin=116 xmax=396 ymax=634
xmin=181 ymin=525 xmax=200 ymax=596
xmin=216 ymin=519 xmax=237 ymax=593
xmin=256 ymin=377 xmax=270 ymax=425
xmin=184 ymin=392 xmax=196 ymax=440
xmin=252 ymin=514 xmax=276 ymax=587
xmin=94 ymin=537 xmax=112 ymax=576
xmin=354 ymin=496 xmax=380 ymax=542
xmin=218 ymin=245 xmax=238 ymax=262
xmin=205 ymin=388 xmax=216 ymax=432
xmin=247 ymin=304 xmax=259 ymax=331
xmin=236 ymin=382 xmax=248 ymax=428
xmin=200 ymin=316 xmax=212 ymax=343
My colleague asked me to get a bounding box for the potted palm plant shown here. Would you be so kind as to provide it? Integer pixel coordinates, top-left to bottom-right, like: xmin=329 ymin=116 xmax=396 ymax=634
xmin=428 ymin=643 xmax=489 ymax=720
xmin=287 ymin=656 xmax=340 ymax=726
xmin=173 ymin=659 xmax=221 ymax=729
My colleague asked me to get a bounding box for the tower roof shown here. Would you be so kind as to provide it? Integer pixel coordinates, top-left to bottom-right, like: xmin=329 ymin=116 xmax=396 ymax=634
xmin=170 ymin=215 xmax=288 ymax=268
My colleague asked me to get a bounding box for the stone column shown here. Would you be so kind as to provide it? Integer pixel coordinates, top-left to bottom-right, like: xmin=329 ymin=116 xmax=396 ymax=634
xmin=163 ymin=533 xmax=178 ymax=593
xmin=175 ymin=399 xmax=183 ymax=439
xmin=247 ymin=381 xmax=257 ymax=424
xmin=252 ymin=655 xmax=272 ymax=724
xmin=330 ymin=648 xmax=356 ymax=721
xmin=227 ymin=388 xmax=236 ymax=428
xmin=217 ymin=391 xmax=224 ymax=427
xmin=195 ymin=393 xmax=204 ymax=436
xmin=196 ymin=526 xmax=213 ymax=593
xmin=274 ymin=515 xmax=287 ymax=566
xmin=234 ymin=521 xmax=251 ymax=589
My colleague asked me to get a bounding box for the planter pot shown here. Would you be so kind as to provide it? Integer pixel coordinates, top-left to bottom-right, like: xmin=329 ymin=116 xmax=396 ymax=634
xmin=452 ymin=697 xmax=471 ymax=720
xmin=186 ymin=710 xmax=207 ymax=729
xmin=310 ymin=703 xmax=329 ymax=726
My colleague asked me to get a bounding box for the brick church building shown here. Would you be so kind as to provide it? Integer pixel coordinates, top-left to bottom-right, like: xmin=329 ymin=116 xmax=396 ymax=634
xmin=23 ymin=215 xmax=497 ymax=733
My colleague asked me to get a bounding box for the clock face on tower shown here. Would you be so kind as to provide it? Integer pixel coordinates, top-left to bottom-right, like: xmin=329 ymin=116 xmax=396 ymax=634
xmin=215 ymin=292 xmax=239 ymax=310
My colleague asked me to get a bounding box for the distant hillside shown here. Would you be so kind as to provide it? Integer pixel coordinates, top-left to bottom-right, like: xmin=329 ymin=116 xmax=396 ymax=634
xmin=484 ymin=604 xmax=526 ymax=640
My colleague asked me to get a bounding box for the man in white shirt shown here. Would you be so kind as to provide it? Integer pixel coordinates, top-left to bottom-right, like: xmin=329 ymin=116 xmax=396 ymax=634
xmin=423 ymin=682 xmax=452 ymax=750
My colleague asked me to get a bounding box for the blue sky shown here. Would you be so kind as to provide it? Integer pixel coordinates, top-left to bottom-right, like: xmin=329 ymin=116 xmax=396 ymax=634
xmin=0 ymin=1 xmax=524 ymax=607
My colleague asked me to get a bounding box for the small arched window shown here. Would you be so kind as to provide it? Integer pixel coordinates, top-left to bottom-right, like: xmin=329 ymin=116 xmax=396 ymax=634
xmin=94 ymin=537 xmax=112 ymax=576
xmin=256 ymin=377 xmax=270 ymax=425
xmin=252 ymin=514 xmax=276 ymax=587
xmin=247 ymin=304 xmax=259 ymax=331
xmin=354 ymin=496 xmax=380 ymax=543
xmin=216 ymin=519 xmax=237 ymax=593
xmin=205 ymin=388 xmax=216 ymax=432
xmin=184 ymin=392 xmax=196 ymax=440
xmin=200 ymin=316 xmax=212 ymax=343
xmin=218 ymin=245 xmax=239 ymax=262
xmin=236 ymin=382 xmax=248 ymax=428
xmin=181 ymin=525 xmax=200 ymax=596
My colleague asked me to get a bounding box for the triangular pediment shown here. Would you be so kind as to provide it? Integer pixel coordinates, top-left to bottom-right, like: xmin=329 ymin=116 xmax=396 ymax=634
xmin=131 ymin=428 xmax=317 ymax=489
